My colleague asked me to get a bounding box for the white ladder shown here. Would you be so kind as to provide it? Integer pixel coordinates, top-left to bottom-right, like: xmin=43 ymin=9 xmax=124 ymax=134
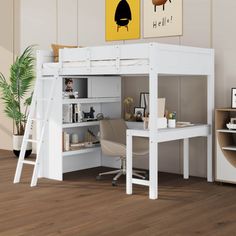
xmin=14 ymin=76 xmax=58 ymax=187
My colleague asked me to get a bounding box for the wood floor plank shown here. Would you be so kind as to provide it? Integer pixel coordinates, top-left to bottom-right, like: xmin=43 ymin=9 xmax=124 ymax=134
xmin=0 ymin=150 xmax=236 ymax=236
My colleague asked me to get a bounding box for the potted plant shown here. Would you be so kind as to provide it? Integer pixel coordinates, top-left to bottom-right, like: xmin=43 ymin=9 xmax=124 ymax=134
xmin=0 ymin=46 xmax=35 ymax=157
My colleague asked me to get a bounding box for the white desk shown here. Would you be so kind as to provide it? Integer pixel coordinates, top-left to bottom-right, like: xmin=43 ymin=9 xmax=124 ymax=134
xmin=126 ymin=124 xmax=212 ymax=200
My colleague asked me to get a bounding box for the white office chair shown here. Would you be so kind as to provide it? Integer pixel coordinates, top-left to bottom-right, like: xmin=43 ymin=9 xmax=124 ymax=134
xmin=97 ymin=119 xmax=149 ymax=186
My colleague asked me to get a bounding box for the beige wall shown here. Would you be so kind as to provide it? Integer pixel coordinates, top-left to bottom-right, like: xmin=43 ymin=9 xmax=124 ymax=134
xmin=1 ymin=0 xmax=236 ymax=177
xmin=0 ymin=0 xmax=14 ymax=150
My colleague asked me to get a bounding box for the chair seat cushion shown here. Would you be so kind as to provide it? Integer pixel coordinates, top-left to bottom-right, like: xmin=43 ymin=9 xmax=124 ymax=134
xmin=101 ymin=137 xmax=148 ymax=158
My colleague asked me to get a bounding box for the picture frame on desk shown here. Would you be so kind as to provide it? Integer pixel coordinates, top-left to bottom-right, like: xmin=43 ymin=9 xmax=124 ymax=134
xmin=140 ymin=92 xmax=149 ymax=114
xmin=231 ymin=88 xmax=236 ymax=108
xmin=134 ymin=107 xmax=145 ymax=122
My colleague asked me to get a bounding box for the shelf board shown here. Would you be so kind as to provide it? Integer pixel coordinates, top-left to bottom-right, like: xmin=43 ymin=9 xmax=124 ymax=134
xmin=63 ymin=121 xmax=99 ymax=128
xmin=62 ymin=97 xmax=121 ymax=104
xmin=217 ymin=129 xmax=236 ymax=133
xmin=62 ymin=146 xmax=101 ymax=157
xmin=222 ymin=146 xmax=236 ymax=151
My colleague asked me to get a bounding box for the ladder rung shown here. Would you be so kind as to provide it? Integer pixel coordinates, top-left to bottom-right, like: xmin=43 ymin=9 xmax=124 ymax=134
xmin=22 ymin=160 xmax=36 ymax=165
xmin=26 ymin=139 xmax=39 ymax=143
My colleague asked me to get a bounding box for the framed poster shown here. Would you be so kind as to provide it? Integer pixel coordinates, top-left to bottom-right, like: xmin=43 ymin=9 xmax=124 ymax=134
xmin=231 ymin=88 xmax=236 ymax=108
xmin=144 ymin=0 xmax=183 ymax=38
xmin=106 ymin=0 xmax=140 ymax=41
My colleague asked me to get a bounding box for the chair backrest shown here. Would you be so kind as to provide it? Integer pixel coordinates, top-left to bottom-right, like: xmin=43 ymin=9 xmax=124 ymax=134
xmin=99 ymin=119 xmax=127 ymax=145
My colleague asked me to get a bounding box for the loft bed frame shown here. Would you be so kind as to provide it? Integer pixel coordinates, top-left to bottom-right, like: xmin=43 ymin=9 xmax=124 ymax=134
xmin=37 ymin=43 xmax=215 ymax=200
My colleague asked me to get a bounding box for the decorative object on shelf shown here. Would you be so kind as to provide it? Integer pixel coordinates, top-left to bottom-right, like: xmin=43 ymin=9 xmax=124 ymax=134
xmin=140 ymin=92 xmax=149 ymax=116
xmin=83 ymin=107 xmax=95 ymax=120
xmin=83 ymin=129 xmax=100 ymax=148
xmin=0 ymin=46 xmax=35 ymax=158
xmin=63 ymin=91 xmax=79 ymax=99
xmin=65 ymin=78 xmax=73 ymax=92
xmin=231 ymin=88 xmax=236 ymax=108
xmin=226 ymin=118 xmax=236 ymax=130
xmin=96 ymin=113 xmax=104 ymax=121
xmin=105 ymin=0 xmax=140 ymax=41
xmin=168 ymin=111 xmax=176 ymax=128
xmin=123 ymin=96 xmax=134 ymax=121
xmin=71 ymin=133 xmax=79 ymax=144
xmin=226 ymin=123 xmax=236 ymax=130
xmin=144 ymin=0 xmax=183 ymax=38
xmin=134 ymin=107 xmax=145 ymax=122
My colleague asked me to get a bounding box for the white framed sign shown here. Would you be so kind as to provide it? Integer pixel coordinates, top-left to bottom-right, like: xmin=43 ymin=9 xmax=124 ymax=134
xmin=144 ymin=0 xmax=183 ymax=38
xmin=231 ymin=88 xmax=236 ymax=108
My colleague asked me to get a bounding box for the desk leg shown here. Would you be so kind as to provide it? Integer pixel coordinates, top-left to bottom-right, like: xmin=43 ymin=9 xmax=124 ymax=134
xmin=183 ymin=138 xmax=189 ymax=179
xmin=149 ymin=140 xmax=158 ymax=200
xmin=126 ymin=134 xmax=133 ymax=195
xmin=207 ymin=134 xmax=213 ymax=182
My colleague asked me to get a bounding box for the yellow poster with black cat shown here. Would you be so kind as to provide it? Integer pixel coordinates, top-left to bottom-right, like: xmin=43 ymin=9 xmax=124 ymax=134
xmin=106 ymin=0 xmax=140 ymax=41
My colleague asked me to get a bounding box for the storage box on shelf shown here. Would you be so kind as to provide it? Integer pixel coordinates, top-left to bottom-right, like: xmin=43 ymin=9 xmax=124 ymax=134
xmin=215 ymin=108 xmax=236 ymax=183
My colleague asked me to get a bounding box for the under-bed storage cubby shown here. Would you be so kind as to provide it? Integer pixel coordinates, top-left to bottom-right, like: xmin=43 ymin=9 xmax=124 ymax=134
xmin=62 ymin=77 xmax=88 ymax=98
xmin=62 ymin=76 xmax=121 ymax=100
xmin=216 ymin=109 xmax=236 ymax=183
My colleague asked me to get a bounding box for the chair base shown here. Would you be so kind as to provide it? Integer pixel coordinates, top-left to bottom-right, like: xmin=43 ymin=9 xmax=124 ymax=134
xmin=96 ymin=163 xmax=148 ymax=186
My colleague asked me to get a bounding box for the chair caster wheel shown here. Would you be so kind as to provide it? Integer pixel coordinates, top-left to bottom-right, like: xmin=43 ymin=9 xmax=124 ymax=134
xmin=112 ymin=180 xmax=118 ymax=186
xmin=96 ymin=175 xmax=101 ymax=181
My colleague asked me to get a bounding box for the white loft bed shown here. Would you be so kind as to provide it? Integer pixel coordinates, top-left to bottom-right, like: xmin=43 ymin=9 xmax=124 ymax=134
xmin=37 ymin=43 xmax=214 ymax=200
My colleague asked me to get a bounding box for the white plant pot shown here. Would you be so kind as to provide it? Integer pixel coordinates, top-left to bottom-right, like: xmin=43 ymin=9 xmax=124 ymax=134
xmin=13 ymin=135 xmax=32 ymax=158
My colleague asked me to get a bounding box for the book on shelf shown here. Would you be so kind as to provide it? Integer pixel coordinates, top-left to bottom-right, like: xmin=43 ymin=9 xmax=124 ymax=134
xmin=63 ymin=104 xmax=83 ymax=124
xmin=176 ymin=121 xmax=194 ymax=127
xmin=63 ymin=132 xmax=70 ymax=151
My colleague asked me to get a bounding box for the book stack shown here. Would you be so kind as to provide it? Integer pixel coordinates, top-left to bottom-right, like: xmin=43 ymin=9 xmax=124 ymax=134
xmin=63 ymin=104 xmax=82 ymax=123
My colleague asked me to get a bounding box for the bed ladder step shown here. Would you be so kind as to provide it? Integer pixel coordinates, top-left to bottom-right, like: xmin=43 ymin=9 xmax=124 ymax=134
xmin=22 ymin=160 xmax=36 ymax=165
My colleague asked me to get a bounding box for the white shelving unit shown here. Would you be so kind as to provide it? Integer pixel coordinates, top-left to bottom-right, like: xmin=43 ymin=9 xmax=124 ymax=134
xmin=215 ymin=108 xmax=236 ymax=184
xmin=37 ymin=73 xmax=121 ymax=181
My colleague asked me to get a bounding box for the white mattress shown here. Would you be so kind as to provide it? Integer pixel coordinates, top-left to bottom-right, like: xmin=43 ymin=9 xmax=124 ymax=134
xmin=42 ymin=59 xmax=148 ymax=69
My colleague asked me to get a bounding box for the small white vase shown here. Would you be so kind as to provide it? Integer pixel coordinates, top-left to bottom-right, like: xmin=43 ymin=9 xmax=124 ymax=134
xmin=168 ymin=119 xmax=176 ymax=128
xmin=13 ymin=135 xmax=32 ymax=158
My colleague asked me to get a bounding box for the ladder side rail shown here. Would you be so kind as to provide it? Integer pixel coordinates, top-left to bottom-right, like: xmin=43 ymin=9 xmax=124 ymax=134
xmin=13 ymin=79 xmax=39 ymax=183
xmin=31 ymin=77 xmax=58 ymax=186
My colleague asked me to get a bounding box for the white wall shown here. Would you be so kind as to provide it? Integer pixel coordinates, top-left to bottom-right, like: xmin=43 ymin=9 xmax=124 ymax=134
xmin=2 ymin=0 xmax=236 ymax=178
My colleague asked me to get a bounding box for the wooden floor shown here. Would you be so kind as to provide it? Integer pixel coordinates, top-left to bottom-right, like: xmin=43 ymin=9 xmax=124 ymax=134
xmin=0 ymin=150 xmax=236 ymax=236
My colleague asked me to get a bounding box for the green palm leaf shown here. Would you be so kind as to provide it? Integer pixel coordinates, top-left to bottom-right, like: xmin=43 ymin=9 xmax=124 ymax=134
xmin=0 ymin=45 xmax=35 ymax=135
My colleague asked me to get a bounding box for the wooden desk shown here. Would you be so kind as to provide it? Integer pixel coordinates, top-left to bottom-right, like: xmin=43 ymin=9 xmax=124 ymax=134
xmin=126 ymin=124 xmax=212 ymax=200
